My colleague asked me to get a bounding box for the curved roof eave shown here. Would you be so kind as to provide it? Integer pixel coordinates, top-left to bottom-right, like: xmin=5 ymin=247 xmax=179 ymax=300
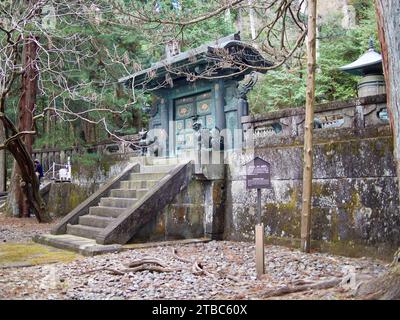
xmin=118 ymin=39 xmax=272 ymax=88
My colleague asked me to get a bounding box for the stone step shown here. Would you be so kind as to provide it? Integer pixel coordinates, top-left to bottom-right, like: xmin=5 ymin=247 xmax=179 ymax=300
xmin=151 ymin=157 xmax=180 ymax=165
xmin=33 ymin=234 xmax=121 ymax=256
xmin=110 ymin=188 xmax=148 ymax=199
xmin=119 ymin=180 xmax=155 ymax=189
xmin=139 ymin=164 xmax=177 ymax=174
xmin=89 ymin=206 xmax=126 ymax=218
xmin=129 ymin=172 xmax=166 ymax=180
xmin=79 ymin=215 xmax=114 ymax=228
xmin=66 ymin=224 xmax=103 ymax=240
xmin=129 ymin=156 xmax=148 ymax=164
xmin=99 ymin=197 xmax=137 ymax=208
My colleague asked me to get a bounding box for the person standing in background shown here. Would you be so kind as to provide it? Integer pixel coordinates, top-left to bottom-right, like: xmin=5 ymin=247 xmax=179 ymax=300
xmin=34 ymin=159 xmax=44 ymax=184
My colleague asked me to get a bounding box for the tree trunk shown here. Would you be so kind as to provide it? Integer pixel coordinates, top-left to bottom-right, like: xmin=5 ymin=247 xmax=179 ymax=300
xmin=300 ymin=0 xmax=317 ymax=253
xmin=355 ymin=1 xmax=400 ymax=299
xmin=132 ymin=107 xmax=142 ymax=133
xmin=15 ymin=35 xmax=38 ymax=217
xmin=237 ymin=7 xmax=243 ymax=36
xmin=69 ymin=121 xmax=75 ymax=144
xmin=375 ymin=0 xmax=400 ymax=200
xmin=0 ymin=122 xmax=6 ymax=192
xmin=45 ymin=110 xmax=51 ymax=148
xmin=5 ymin=35 xmax=51 ymax=222
xmin=3 ymin=114 xmax=51 ymax=222
xmin=248 ymin=0 xmax=256 ymax=41
xmin=7 ymin=162 xmax=22 ymax=217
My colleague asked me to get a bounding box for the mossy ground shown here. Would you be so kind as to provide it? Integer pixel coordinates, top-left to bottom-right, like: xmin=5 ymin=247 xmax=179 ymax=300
xmin=0 ymin=242 xmax=79 ymax=267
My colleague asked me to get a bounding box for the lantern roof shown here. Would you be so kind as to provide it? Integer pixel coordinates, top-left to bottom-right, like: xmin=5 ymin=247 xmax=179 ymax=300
xmin=339 ymin=38 xmax=383 ymax=76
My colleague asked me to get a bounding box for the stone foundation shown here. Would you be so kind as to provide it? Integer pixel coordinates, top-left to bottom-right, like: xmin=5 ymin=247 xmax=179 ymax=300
xmin=224 ymin=94 xmax=399 ymax=260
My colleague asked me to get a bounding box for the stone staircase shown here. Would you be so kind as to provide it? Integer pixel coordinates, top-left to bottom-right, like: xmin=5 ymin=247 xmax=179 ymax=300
xmin=65 ymin=161 xmax=178 ymax=241
xmin=34 ymin=157 xmax=193 ymax=255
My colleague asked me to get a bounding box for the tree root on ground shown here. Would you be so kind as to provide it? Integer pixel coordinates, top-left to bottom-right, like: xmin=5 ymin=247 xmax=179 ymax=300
xmin=172 ymin=248 xmax=192 ymax=263
xmin=123 ymin=258 xmax=166 ymax=268
xmin=81 ymin=265 xmax=176 ymax=275
xmin=354 ymin=265 xmax=400 ymax=300
xmin=260 ymin=278 xmax=342 ymax=298
xmin=80 ymin=258 xmax=176 ymax=275
xmin=173 ymin=247 xmax=239 ymax=281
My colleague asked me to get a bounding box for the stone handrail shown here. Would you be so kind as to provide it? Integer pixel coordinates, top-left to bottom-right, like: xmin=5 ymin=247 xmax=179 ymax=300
xmin=51 ymin=162 xmax=140 ymax=235
xmin=242 ymin=94 xmax=388 ymax=143
xmin=96 ymin=161 xmax=194 ymax=245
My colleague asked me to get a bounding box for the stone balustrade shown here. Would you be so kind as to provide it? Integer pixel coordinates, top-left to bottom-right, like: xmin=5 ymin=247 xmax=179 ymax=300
xmin=241 ymin=94 xmax=388 ymax=148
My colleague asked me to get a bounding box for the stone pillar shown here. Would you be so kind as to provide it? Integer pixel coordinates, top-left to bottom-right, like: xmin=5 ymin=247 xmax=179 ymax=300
xmin=60 ymin=150 xmax=65 ymax=165
xmin=354 ymin=105 xmax=365 ymax=128
xmin=42 ymin=152 xmax=48 ymax=173
xmin=210 ymin=128 xmax=224 ymax=164
xmin=233 ymin=98 xmax=249 ymax=150
xmin=200 ymin=129 xmax=210 ymax=165
xmin=238 ymin=97 xmax=249 ymax=118
xmin=159 ymin=99 xmax=169 ymax=157
xmin=215 ymin=80 xmax=226 ymax=131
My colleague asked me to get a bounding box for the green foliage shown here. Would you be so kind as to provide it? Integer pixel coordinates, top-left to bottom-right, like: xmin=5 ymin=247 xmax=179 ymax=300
xmin=33 ymin=125 xmax=82 ymax=150
xmin=250 ymin=69 xmax=307 ymax=113
xmin=249 ymin=2 xmax=378 ymax=113
xmin=71 ymin=152 xmax=102 ymax=170
xmin=27 ymin=1 xmax=151 ymax=147
xmin=177 ymin=1 xmax=236 ymax=49
xmin=32 ymin=1 xmax=233 ymax=146
xmin=1 ymin=0 xmax=380 ymax=149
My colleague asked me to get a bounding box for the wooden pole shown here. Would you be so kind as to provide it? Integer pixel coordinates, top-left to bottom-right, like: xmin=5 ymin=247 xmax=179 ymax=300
xmin=257 ymin=188 xmax=261 ymax=224
xmin=255 ymin=223 xmax=264 ymax=278
xmin=255 ymin=188 xmax=264 ymax=278
xmin=300 ymin=0 xmax=317 ymax=253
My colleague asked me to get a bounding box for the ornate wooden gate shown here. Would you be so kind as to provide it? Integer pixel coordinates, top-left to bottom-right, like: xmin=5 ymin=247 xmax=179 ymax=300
xmin=174 ymin=91 xmax=214 ymax=154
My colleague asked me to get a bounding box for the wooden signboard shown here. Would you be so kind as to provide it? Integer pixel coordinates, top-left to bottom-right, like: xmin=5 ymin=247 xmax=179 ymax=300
xmin=244 ymin=156 xmax=272 ymax=279
xmin=246 ymin=157 xmax=271 ymax=189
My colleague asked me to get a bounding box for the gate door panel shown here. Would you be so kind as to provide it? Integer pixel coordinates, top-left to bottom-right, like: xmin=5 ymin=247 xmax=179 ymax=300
xmin=174 ymin=91 xmax=212 ymax=154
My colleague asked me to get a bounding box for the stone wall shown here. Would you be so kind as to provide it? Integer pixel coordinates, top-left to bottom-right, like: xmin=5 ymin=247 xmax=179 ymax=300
xmin=133 ymin=176 xmax=225 ymax=243
xmin=46 ymin=155 xmax=131 ymax=217
xmin=133 ymin=179 xmax=205 ymax=242
xmin=224 ymin=94 xmax=399 ymax=260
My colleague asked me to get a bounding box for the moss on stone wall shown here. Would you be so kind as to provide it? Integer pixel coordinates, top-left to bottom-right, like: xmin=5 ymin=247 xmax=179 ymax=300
xmin=331 ymin=208 xmax=339 ymax=242
xmin=264 ymin=186 xmax=301 ymax=237
xmin=46 ymin=183 xmax=91 ymax=217
xmin=71 ymin=153 xmax=117 ymax=180
xmin=344 ymin=191 xmax=362 ymax=222
xmin=227 ymin=127 xmax=399 ymax=259
xmin=264 ymin=235 xmax=396 ymax=262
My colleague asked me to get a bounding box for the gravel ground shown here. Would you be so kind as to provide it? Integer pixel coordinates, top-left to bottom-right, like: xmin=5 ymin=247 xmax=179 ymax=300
xmin=0 ymin=240 xmax=388 ymax=300
xmin=0 ymin=215 xmax=389 ymax=300
xmin=0 ymin=215 xmax=56 ymax=243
